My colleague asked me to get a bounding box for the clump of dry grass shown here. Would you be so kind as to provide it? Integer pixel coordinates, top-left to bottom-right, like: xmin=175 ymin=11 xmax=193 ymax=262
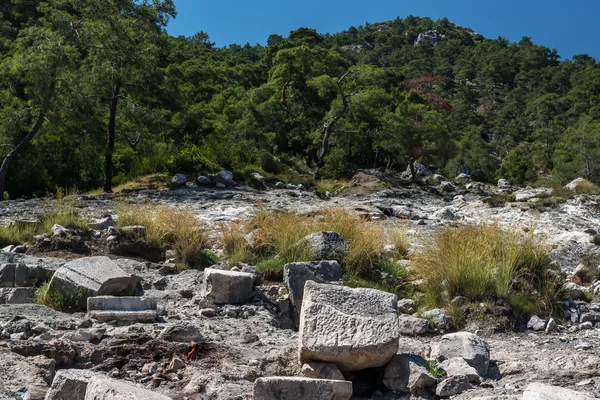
xmin=117 ymin=203 xmax=210 ymax=269
xmin=216 ymin=208 xmax=412 ymax=295
xmin=412 ymin=223 xmax=563 ymax=316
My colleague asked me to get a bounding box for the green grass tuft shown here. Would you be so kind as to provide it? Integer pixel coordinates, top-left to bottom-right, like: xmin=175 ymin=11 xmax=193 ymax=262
xmin=33 ymin=282 xmax=86 ymax=313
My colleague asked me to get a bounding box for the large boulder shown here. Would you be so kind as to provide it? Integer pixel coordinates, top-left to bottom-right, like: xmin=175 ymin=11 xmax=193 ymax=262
xmin=522 ymin=382 xmax=595 ymax=400
xmin=45 ymin=369 xmax=98 ymax=400
xmin=47 ymin=257 xmax=139 ymax=310
xmin=435 ymin=374 xmax=471 ymax=397
xmin=201 ymin=268 xmax=254 ymax=305
xmin=171 ymin=173 xmax=187 ymax=187
xmin=253 ymin=377 xmax=352 ymax=400
xmin=297 ymin=232 xmax=348 ymax=260
xmin=402 ymin=162 xmax=433 ymax=183
xmin=430 ymin=332 xmax=490 ymax=376
xmin=283 ymin=261 xmax=342 ymax=325
xmin=0 ymin=263 xmax=40 ymax=287
xmin=214 ymin=170 xmax=234 ymax=186
xmin=439 ymin=357 xmax=481 ymax=383
xmin=301 ymin=362 xmax=345 ymax=381
xmin=383 ymin=354 xmax=436 ymax=393
xmin=565 ymin=178 xmax=586 ymax=191
xmin=299 ymin=280 xmax=399 ymax=371
xmin=84 ymin=375 xmax=172 ymax=399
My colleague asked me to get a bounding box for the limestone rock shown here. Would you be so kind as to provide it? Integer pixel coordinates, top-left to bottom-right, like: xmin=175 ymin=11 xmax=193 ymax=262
xmin=301 ymin=362 xmax=345 ymax=381
xmin=497 ymin=179 xmax=512 ymax=189
xmin=527 ymin=315 xmax=546 ymax=331
xmin=383 ymin=354 xmax=436 ymax=393
xmin=522 ymin=382 xmax=596 ymax=400
xmin=435 ymin=374 xmax=471 ymax=397
xmin=439 ymin=357 xmax=480 ymax=383
xmin=398 ymin=298 xmax=416 ymax=314
xmin=441 ymin=181 xmax=456 ymax=192
xmin=565 ymin=178 xmax=586 ymax=191
xmin=158 ymin=324 xmax=200 ymax=343
xmin=402 ymin=162 xmax=433 ymax=182
xmin=171 ymin=173 xmax=187 ymax=187
xmin=201 ymin=268 xmax=254 ymax=305
xmin=299 ymin=280 xmax=399 ymax=371
xmin=253 ymin=377 xmax=352 ymax=400
xmin=283 ymin=261 xmax=342 ymax=324
xmin=45 ymin=369 xmax=98 ymax=400
xmin=398 ymin=315 xmax=430 ymax=336
xmin=87 ymin=296 xmax=157 ymax=322
xmin=430 ymin=332 xmax=490 ymax=376
xmin=214 ymin=170 xmax=234 ymax=186
xmin=296 ymin=231 xmax=348 ymax=260
xmin=422 ymin=308 xmax=452 ymax=329
xmin=47 ymin=257 xmax=139 ymax=310
xmin=0 ymin=287 xmax=35 ymax=304
xmin=84 ymin=375 xmax=172 ymax=399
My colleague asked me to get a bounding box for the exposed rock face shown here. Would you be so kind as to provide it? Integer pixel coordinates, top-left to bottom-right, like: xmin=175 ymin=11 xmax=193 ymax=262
xmin=522 ymin=382 xmax=596 ymax=400
xmin=253 ymin=377 xmax=352 ymax=400
xmin=171 ymin=174 xmax=187 ymax=187
xmin=201 ymin=268 xmax=254 ymax=305
xmin=383 ymin=354 xmax=436 ymax=393
xmin=84 ymin=375 xmax=172 ymax=399
xmin=297 ymin=232 xmax=348 ymax=260
xmin=45 ymin=369 xmax=99 ymax=400
xmin=431 ymin=332 xmax=491 ymax=376
xmin=0 ymin=287 xmax=35 ymax=304
xmin=299 ymin=280 xmax=399 ymax=371
xmin=283 ymin=261 xmax=342 ymax=325
xmin=47 ymin=257 xmax=139 ymax=310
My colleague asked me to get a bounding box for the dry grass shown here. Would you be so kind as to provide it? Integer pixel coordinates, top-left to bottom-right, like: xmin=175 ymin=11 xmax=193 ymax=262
xmin=117 ymin=203 xmax=210 ymax=269
xmin=216 ymin=208 xmax=412 ymax=295
xmin=412 ymin=224 xmax=563 ymax=316
xmin=572 ymin=179 xmax=600 ymax=195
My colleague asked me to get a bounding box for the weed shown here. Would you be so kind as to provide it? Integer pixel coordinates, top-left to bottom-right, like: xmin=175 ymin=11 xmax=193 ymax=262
xmin=426 ymin=361 xmax=445 ymax=378
xmin=33 ymin=281 xmax=86 ymax=313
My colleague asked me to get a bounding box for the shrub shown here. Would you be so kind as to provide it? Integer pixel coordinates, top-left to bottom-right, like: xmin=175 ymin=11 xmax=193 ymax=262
xmin=117 ymin=204 xmax=209 ymax=269
xmin=592 ymin=234 xmax=600 ymax=246
xmin=33 ymin=282 xmax=86 ymax=313
xmin=412 ymin=224 xmax=563 ymax=317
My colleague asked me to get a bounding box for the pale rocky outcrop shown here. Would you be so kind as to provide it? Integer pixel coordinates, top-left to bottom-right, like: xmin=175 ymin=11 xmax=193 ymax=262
xmin=253 ymin=377 xmax=352 ymax=400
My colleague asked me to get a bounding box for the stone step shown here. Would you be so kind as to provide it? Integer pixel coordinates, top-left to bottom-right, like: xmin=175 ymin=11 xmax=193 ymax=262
xmin=87 ymin=296 xmax=157 ymax=322
xmin=253 ymin=377 xmax=352 ymax=400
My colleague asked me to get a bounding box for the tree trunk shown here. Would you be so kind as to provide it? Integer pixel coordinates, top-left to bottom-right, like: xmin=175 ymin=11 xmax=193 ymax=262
xmin=0 ymin=111 xmax=46 ymax=199
xmin=316 ymin=71 xmax=352 ymax=175
xmin=103 ymin=82 xmax=121 ymax=193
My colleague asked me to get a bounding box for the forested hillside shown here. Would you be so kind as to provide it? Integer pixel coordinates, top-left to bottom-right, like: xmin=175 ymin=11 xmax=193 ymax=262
xmin=2 ymin=0 xmax=600 ymax=198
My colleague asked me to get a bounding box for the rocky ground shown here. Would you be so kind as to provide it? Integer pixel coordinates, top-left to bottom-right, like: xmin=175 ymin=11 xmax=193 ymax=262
xmin=0 ymin=171 xmax=599 ymax=399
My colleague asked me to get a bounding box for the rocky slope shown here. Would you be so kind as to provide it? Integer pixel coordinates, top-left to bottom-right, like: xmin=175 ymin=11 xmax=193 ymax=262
xmin=0 ymin=172 xmax=599 ymax=399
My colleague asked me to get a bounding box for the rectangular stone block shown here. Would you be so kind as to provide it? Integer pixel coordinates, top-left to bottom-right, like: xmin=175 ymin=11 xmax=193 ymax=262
xmin=44 ymin=369 xmax=98 ymax=400
xmin=253 ymin=377 xmax=352 ymax=400
xmin=84 ymin=376 xmax=172 ymax=400
xmin=87 ymin=296 xmax=157 ymax=322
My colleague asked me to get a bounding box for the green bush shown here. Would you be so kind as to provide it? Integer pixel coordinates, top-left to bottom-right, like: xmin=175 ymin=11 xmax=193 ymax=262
xmin=33 ymin=282 xmax=86 ymax=313
xmin=168 ymin=144 xmax=221 ymax=174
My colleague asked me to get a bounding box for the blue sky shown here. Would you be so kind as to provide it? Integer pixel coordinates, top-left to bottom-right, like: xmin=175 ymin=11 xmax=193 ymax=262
xmin=167 ymin=0 xmax=599 ymax=61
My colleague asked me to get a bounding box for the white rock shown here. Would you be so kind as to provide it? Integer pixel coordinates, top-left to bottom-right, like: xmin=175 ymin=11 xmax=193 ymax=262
xmin=430 ymin=332 xmax=490 ymax=376
xmin=299 ymin=280 xmax=399 ymax=371
xmin=301 ymin=362 xmax=345 ymax=381
xmin=522 ymin=382 xmax=595 ymax=399
xmin=398 ymin=315 xmax=430 ymax=336
xmin=383 ymin=354 xmax=436 ymax=393
xmin=44 ymin=369 xmax=98 ymax=400
xmin=201 ymin=268 xmax=254 ymax=305
xmin=565 ymin=178 xmax=586 ymax=191
xmin=422 ymin=308 xmax=452 ymax=329
xmin=253 ymin=377 xmax=352 ymax=400
xmin=84 ymin=375 xmax=172 ymax=399
xmin=439 ymin=357 xmax=480 ymax=382
xmin=436 ymin=374 xmax=471 ymax=397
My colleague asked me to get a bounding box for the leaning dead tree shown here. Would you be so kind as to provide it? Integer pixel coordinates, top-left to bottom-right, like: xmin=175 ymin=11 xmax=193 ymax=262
xmin=315 ymin=71 xmax=352 ymax=173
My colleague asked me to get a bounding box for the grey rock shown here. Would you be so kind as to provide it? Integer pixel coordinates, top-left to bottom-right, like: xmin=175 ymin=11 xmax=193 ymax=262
xmin=84 ymin=375 xmax=172 ymax=399
xmin=455 ymin=173 xmax=471 ymax=183
xmin=171 ymin=173 xmax=187 ymax=187
xmin=441 ymin=181 xmax=456 ymax=192
xmin=201 ymin=268 xmax=254 ymax=305
xmin=0 ymin=263 xmax=39 ymax=287
xmin=398 ymin=298 xmax=416 ymax=314
xmin=0 ymin=287 xmax=35 ymax=304
xmin=422 ymin=308 xmax=452 ymax=329
xmin=527 ymin=315 xmax=547 ymax=331
xmin=44 ymin=369 xmax=98 ymax=400
xmin=253 ymin=377 xmax=352 ymax=400
xmin=297 ymin=231 xmax=348 ymax=260
xmin=214 ymin=170 xmax=234 ymax=186
xmin=439 ymin=357 xmax=480 ymax=383
xmin=51 ymin=224 xmax=68 ymax=237
xmin=579 ymin=321 xmax=594 ymax=330
xmin=87 ymin=296 xmax=157 ymax=322
xmin=301 ymin=362 xmax=345 ymax=381
xmin=283 ymin=261 xmax=342 ymax=325
xmin=158 ymin=324 xmax=200 ymax=343
xmin=498 ymin=179 xmax=512 ymax=188
xmin=383 ymin=354 xmax=436 ymax=393
xmin=398 ymin=315 xmax=430 ymax=336
xmin=89 ymin=216 xmax=115 ymax=231
xmin=197 ymin=176 xmax=212 ymax=185
xmin=546 ymin=318 xmax=557 ymax=332
xmin=430 ymin=332 xmax=491 ymax=376
xmin=435 ymin=374 xmax=470 ymax=397
xmin=47 ymin=257 xmax=138 ymax=310
xmin=402 ymin=162 xmax=433 ymax=183
xmin=433 ymin=207 xmax=459 ymax=221
xmin=432 ymin=174 xmax=446 ymax=182
xmin=522 ymin=382 xmax=595 ymax=399
xmin=299 ymin=281 xmax=399 ymax=371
